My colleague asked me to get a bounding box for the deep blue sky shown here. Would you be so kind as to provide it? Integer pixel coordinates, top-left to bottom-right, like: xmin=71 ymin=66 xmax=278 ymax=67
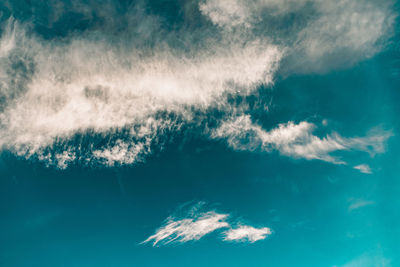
xmin=0 ymin=1 xmax=399 ymax=266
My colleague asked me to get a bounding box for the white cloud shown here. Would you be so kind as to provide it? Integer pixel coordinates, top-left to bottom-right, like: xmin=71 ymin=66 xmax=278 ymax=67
xmin=213 ymin=115 xmax=391 ymax=164
xmin=54 ymin=150 xmax=76 ymax=169
xmin=0 ymin=19 xmax=281 ymax=167
xmin=92 ymin=140 xmax=149 ymax=167
xmin=0 ymin=0 xmax=396 ymax=167
xmin=353 ymin=164 xmax=372 ymax=174
xmin=200 ymin=0 xmax=308 ymax=28
xmin=200 ymin=0 xmax=396 ymax=73
xmin=142 ymin=202 xmax=271 ymax=246
xmin=223 ymin=225 xmax=272 ymax=243
xmin=199 ymin=0 xmax=253 ymax=28
xmin=142 ymin=211 xmax=229 ymax=246
xmin=294 ymin=0 xmax=395 ymax=71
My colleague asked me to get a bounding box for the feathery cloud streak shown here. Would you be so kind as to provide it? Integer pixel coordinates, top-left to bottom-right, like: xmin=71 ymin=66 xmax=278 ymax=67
xmin=213 ymin=115 xmax=392 ymax=164
xmin=142 ymin=202 xmax=272 ymax=246
xmin=143 ymin=211 xmax=229 ymax=246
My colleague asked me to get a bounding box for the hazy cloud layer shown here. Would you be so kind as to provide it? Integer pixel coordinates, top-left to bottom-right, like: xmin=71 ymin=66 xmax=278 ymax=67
xmin=142 ymin=202 xmax=271 ymax=246
xmin=200 ymin=0 xmax=396 ymax=73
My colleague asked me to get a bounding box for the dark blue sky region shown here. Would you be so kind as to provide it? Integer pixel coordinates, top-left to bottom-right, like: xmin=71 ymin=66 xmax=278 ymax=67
xmin=0 ymin=1 xmax=399 ymax=266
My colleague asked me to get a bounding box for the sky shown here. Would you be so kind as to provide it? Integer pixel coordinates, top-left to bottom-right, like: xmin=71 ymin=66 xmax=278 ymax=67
xmin=0 ymin=0 xmax=399 ymax=266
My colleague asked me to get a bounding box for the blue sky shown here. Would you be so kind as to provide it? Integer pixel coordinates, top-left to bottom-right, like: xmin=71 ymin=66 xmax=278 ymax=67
xmin=0 ymin=0 xmax=399 ymax=266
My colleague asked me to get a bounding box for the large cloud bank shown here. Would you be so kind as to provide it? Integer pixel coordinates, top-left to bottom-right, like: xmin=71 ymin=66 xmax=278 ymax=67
xmin=0 ymin=0 xmax=395 ymax=168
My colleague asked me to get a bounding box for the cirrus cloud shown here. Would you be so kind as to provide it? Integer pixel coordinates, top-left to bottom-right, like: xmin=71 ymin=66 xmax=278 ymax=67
xmin=212 ymin=115 xmax=392 ymax=164
xmin=142 ymin=202 xmax=272 ymax=246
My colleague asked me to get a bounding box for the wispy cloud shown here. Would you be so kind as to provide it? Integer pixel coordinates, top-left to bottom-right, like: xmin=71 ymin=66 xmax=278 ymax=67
xmin=200 ymin=0 xmax=396 ymax=73
xmin=142 ymin=202 xmax=271 ymax=246
xmin=143 ymin=211 xmax=229 ymax=246
xmin=213 ymin=115 xmax=392 ymax=165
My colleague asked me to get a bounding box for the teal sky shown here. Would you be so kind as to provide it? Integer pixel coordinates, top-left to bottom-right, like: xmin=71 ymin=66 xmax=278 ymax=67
xmin=0 ymin=1 xmax=399 ymax=266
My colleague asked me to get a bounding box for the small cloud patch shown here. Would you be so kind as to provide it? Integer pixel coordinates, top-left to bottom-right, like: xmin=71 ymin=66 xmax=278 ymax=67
xmin=142 ymin=202 xmax=272 ymax=246
xmin=223 ymin=225 xmax=272 ymax=243
xmin=353 ymin=164 xmax=372 ymax=174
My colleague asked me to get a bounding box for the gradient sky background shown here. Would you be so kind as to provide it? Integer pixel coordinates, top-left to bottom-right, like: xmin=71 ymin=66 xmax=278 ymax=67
xmin=0 ymin=1 xmax=399 ymax=266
